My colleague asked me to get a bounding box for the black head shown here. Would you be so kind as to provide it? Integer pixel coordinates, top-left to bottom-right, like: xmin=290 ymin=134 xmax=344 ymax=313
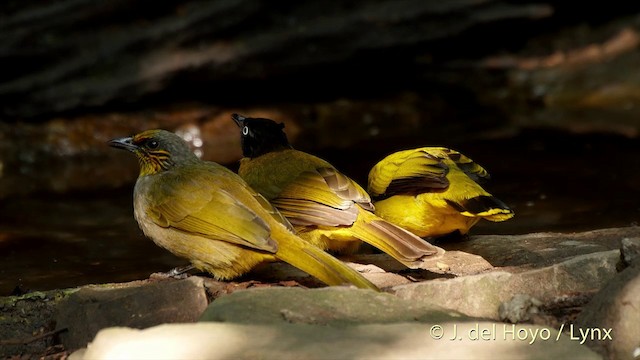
xmin=108 ymin=129 xmax=199 ymax=176
xmin=232 ymin=114 xmax=292 ymax=158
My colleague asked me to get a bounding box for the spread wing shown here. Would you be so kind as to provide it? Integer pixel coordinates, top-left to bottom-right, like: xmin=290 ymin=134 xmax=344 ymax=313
xmin=144 ymin=169 xmax=278 ymax=253
xmin=271 ymin=167 xmax=372 ymax=227
xmin=368 ymin=148 xmax=450 ymax=200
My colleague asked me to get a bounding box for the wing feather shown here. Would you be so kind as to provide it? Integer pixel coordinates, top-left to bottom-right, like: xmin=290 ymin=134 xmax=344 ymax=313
xmin=145 ymin=168 xmax=278 ymax=253
xmin=273 ymin=167 xmax=369 ymax=227
xmin=368 ymin=148 xmax=450 ymax=199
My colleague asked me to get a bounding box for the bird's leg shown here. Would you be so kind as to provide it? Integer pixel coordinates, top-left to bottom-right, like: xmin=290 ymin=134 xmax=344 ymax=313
xmin=150 ymin=264 xmax=196 ymax=280
xmin=167 ymin=264 xmax=195 ymax=277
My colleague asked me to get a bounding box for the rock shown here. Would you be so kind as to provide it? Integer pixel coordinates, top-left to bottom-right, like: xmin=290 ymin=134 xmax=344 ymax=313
xmin=575 ymin=263 xmax=640 ymax=360
xmin=446 ymin=227 xmax=638 ymax=268
xmin=55 ymin=277 xmax=208 ymax=351
xmin=0 ymin=107 xmax=301 ymax=198
xmin=199 ymin=287 xmax=464 ymax=325
xmin=2 ymin=228 xmax=636 ymax=358
xmin=71 ymin=322 xmax=600 ymax=360
xmin=0 ymin=289 xmax=76 ymax=358
xmin=344 ymin=263 xmax=414 ymax=288
xmin=391 ymin=250 xmax=620 ymax=319
xmin=249 ymin=251 xmax=493 ymax=290
xmin=1 ymin=1 xmax=557 ymax=119
xmin=499 ymin=294 xmax=543 ymax=323
xmin=619 ymin=237 xmax=640 ymax=268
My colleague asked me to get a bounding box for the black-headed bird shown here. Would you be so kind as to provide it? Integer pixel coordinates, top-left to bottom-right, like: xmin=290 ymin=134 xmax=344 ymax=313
xmin=232 ymin=114 xmax=444 ymax=268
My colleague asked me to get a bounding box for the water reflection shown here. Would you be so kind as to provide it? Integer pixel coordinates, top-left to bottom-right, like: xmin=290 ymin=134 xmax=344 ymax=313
xmin=0 ymin=192 xmax=184 ymax=295
xmin=1 ymin=129 xmax=638 ymax=295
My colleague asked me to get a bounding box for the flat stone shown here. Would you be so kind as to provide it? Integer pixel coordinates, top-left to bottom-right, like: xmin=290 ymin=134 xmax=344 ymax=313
xmin=55 ymin=277 xmax=208 ymax=350
xmin=200 ymin=287 xmax=464 ymax=325
xmin=71 ymin=322 xmax=600 ymax=360
xmin=391 ymin=250 xmax=620 ymax=319
xmin=576 ymin=263 xmax=640 ymax=359
xmin=347 ymin=250 xmax=494 ymax=277
xmin=445 ymin=227 xmax=639 ymax=269
xmin=249 ymin=250 xmax=493 ymax=289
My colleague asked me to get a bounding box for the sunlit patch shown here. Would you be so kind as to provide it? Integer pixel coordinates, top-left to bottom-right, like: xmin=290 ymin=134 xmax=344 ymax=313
xmin=175 ymin=124 xmax=203 ymax=159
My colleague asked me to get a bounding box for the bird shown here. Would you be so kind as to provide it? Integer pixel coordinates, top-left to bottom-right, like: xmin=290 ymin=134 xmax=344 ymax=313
xmin=367 ymin=147 xmax=514 ymax=239
xmin=108 ymin=129 xmax=378 ymax=290
xmin=232 ymin=114 xmax=444 ymax=269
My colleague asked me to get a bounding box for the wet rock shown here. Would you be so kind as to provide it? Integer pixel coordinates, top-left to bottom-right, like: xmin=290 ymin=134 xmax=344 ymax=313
xmin=0 ymin=289 xmax=76 ymax=358
xmin=199 ymin=287 xmax=464 ymax=325
xmin=0 ymin=99 xmax=435 ymax=198
xmin=482 ymin=24 xmax=640 ymax=138
xmin=71 ymin=322 xmax=600 ymax=360
xmin=575 ymin=263 xmax=640 ymax=360
xmin=391 ymin=250 xmax=620 ymax=319
xmin=55 ymin=277 xmax=208 ymax=351
xmin=0 ymin=107 xmax=302 ymax=198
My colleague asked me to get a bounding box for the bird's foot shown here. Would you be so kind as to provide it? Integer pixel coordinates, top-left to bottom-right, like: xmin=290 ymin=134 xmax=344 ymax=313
xmin=150 ymin=265 xmax=195 ymax=280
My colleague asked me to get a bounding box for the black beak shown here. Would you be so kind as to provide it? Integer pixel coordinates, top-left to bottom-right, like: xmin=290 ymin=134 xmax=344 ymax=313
xmin=231 ymin=113 xmax=246 ymax=127
xmin=108 ymin=136 xmax=137 ymax=152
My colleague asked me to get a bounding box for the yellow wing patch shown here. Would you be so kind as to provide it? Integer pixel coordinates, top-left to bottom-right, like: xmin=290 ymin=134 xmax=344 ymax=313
xmin=368 ymin=148 xmax=449 ymax=198
xmin=145 ymin=170 xmax=278 ymax=253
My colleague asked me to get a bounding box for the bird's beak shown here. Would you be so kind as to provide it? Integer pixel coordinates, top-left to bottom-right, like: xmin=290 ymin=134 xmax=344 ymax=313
xmin=108 ymin=136 xmax=137 ymax=152
xmin=231 ymin=113 xmax=246 ymax=127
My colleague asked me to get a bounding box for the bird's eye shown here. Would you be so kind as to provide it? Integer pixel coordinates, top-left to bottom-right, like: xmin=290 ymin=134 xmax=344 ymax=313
xmin=147 ymin=140 xmax=159 ymax=149
xmin=242 ymin=126 xmax=249 ymax=136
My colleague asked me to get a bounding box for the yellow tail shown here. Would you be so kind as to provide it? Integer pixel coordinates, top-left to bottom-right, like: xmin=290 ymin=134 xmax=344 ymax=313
xmin=272 ymin=225 xmax=380 ymax=291
xmin=351 ymin=209 xmax=444 ymax=268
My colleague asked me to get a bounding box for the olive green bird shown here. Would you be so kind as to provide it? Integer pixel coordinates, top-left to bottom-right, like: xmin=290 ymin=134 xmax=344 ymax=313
xmin=232 ymin=114 xmax=444 ymax=268
xmin=368 ymin=147 xmax=514 ymax=239
xmin=109 ymin=129 xmax=378 ymax=290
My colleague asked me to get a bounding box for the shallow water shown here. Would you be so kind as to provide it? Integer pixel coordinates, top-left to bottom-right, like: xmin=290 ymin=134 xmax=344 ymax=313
xmin=1 ymin=129 xmax=638 ymax=295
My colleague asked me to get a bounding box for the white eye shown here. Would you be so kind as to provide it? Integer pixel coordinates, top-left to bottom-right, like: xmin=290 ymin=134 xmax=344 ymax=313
xmin=242 ymin=126 xmax=249 ymax=136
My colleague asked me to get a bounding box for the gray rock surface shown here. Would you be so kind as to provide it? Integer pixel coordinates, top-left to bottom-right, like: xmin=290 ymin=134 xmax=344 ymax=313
xmin=620 ymin=237 xmax=640 ymax=268
xmin=391 ymin=250 xmax=620 ymax=319
xmin=576 ymin=263 xmax=640 ymax=360
xmin=200 ymin=286 xmax=465 ymax=325
xmin=55 ymin=277 xmax=207 ymax=350
xmin=447 ymin=227 xmax=636 ymax=269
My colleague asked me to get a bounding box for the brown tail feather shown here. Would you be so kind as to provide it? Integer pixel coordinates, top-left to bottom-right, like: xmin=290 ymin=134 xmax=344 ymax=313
xmin=352 ymin=209 xmax=444 ymax=268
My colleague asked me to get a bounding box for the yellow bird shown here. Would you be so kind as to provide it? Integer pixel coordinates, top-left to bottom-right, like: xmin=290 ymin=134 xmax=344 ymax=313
xmin=109 ymin=129 xmax=378 ymax=290
xmin=232 ymin=114 xmax=444 ymax=268
xmin=368 ymin=147 xmax=514 ymax=238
